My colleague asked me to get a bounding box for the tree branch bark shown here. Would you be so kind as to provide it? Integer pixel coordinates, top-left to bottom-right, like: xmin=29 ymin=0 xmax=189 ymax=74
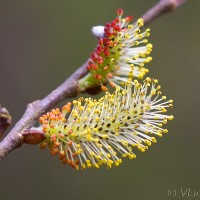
xmin=0 ymin=60 xmax=88 ymax=160
xmin=0 ymin=0 xmax=187 ymax=161
xmin=142 ymin=0 xmax=186 ymax=24
xmin=0 ymin=105 xmax=11 ymax=139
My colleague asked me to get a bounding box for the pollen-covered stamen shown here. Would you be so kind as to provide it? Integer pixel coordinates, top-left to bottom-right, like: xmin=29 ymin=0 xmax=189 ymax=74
xmin=39 ymin=78 xmax=173 ymax=169
xmin=79 ymin=9 xmax=153 ymax=91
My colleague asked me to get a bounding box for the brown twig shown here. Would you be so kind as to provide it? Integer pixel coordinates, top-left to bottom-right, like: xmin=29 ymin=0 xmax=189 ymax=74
xmin=0 ymin=105 xmax=12 ymax=139
xmin=0 ymin=60 xmax=88 ymax=160
xmin=142 ymin=0 xmax=186 ymax=24
xmin=0 ymin=0 xmax=187 ymax=161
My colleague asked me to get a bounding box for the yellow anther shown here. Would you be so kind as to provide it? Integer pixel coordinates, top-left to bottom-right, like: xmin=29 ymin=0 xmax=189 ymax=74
xmin=163 ymin=129 xmax=168 ymax=134
xmin=146 ymin=28 xmax=150 ymax=32
xmin=106 ymin=153 xmax=111 ymax=158
xmin=87 ymin=163 xmax=92 ymax=168
xmin=107 ymin=145 xmax=112 ymax=150
xmin=108 ymin=159 xmax=114 ymax=165
xmin=134 ymin=41 xmax=139 ymax=46
xmin=137 ymin=18 xmax=144 ymax=26
xmin=158 ymin=123 xmax=163 ymax=127
xmin=145 ymin=140 xmax=152 ymax=146
xmin=122 ymin=154 xmax=127 ymax=158
xmin=95 ymin=155 xmax=101 ymax=160
xmin=138 ymin=146 xmax=145 ymax=152
xmin=129 ymin=154 xmax=136 ymax=159
xmin=147 ymin=43 xmax=153 ymax=49
xmin=101 ymin=134 xmax=108 ymax=139
xmin=138 ymin=34 xmax=143 ymax=39
xmin=121 ymin=18 xmax=126 ymax=23
xmin=140 ymin=63 xmax=144 ymax=67
xmin=168 ymin=115 xmax=174 ymax=120
xmin=151 ymin=90 xmax=156 ymax=95
xmin=76 ymin=144 xmax=81 ymax=148
xmin=147 ymin=56 xmax=153 ymax=61
xmin=130 ymin=63 xmax=134 ymax=68
xmin=128 ymin=24 xmax=133 ymax=29
xmin=146 ymin=77 xmax=151 ymax=82
xmin=163 ymin=119 xmax=167 ymax=124
xmin=110 ymin=58 xmax=115 ymax=63
xmin=138 ymin=73 xmax=144 ymax=79
xmin=94 ymin=163 xmax=99 ymax=168
xmin=94 ymin=109 xmax=101 ymax=114
xmin=143 ymin=39 xmax=148 ymax=43
xmin=83 ymin=116 xmax=88 ymax=121
xmin=73 ymin=100 xmax=78 ymax=105
xmin=146 ymin=32 xmax=150 ymax=37
xmin=75 ymin=165 xmax=79 ymax=170
xmin=98 ymin=161 xmax=102 ymax=165
xmin=95 ymin=117 xmax=100 ymax=122
xmin=90 ymin=152 xmax=95 ymax=156
xmin=125 ymin=34 xmax=130 ymax=39
xmin=153 ymin=79 xmax=158 ymax=83
xmin=157 ymin=133 xmax=163 ymax=137
xmin=151 ymin=137 xmax=157 ymax=143
xmin=93 ymin=128 xmax=98 ymax=132
xmin=161 ymin=108 xmax=167 ymax=113
xmin=81 ymin=164 xmax=86 ymax=169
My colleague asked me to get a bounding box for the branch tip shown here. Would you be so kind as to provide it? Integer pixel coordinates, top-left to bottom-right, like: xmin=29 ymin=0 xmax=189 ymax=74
xmin=0 ymin=105 xmax=12 ymax=139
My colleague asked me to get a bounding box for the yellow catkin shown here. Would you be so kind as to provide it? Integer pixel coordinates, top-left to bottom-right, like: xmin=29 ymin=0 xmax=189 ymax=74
xmin=39 ymin=78 xmax=173 ymax=170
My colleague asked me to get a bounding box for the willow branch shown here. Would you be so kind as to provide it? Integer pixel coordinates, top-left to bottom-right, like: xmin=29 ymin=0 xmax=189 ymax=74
xmin=0 ymin=61 xmax=88 ymax=160
xmin=142 ymin=0 xmax=186 ymax=24
xmin=0 ymin=105 xmax=12 ymax=139
xmin=0 ymin=0 xmax=187 ymax=161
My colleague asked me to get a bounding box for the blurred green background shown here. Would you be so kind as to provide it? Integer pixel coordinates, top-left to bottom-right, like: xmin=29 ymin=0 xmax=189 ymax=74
xmin=0 ymin=0 xmax=199 ymax=200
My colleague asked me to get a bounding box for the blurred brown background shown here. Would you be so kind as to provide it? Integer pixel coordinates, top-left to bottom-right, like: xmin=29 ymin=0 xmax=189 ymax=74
xmin=0 ymin=1 xmax=199 ymax=200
